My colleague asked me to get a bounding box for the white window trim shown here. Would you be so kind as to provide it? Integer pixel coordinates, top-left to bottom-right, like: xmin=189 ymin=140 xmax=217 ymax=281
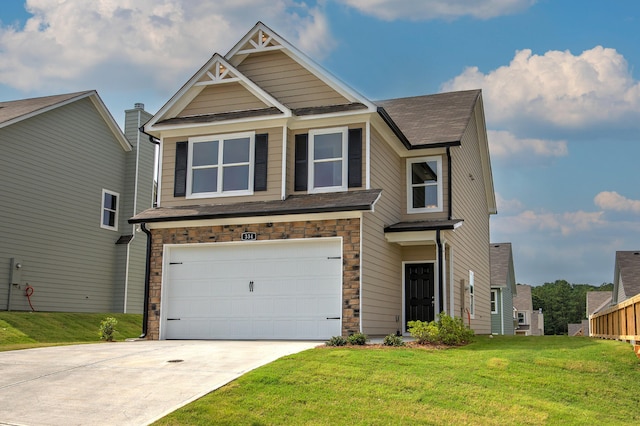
xmin=100 ymin=189 xmax=119 ymax=231
xmin=469 ymin=270 xmax=475 ymax=319
xmin=308 ymin=127 xmax=348 ymax=194
xmin=186 ymin=131 xmax=255 ymax=199
xmin=490 ymin=289 xmax=498 ymax=314
xmin=406 ymin=156 xmax=443 ymax=214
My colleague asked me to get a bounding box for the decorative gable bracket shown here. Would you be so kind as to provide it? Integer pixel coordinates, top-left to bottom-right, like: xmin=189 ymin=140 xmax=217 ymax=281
xmin=235 ymin=28 xmax=282 ymax=55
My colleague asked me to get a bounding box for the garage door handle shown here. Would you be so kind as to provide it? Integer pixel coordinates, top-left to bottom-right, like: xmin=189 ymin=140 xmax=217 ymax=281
xmin=167 ymin=318 xmax=181 ymax=321
xmin=326 ymin=317 xmax=340 ymax=320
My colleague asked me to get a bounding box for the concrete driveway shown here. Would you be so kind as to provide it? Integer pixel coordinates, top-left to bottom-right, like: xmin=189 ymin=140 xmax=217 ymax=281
xmin=0 ymin=340 xmax=320 ymax=426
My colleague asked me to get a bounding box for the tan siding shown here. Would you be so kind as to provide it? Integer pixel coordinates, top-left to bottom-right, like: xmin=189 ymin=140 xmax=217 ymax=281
xmin=361 ymin=127 xmax=403 ymax=336
xmin=237 ymin=51 xmax=348 ymax=109
xmin=160 ymin=128 xmax=282 ymax=207
xmin=178 ymin=83 xmax=267 ymax=117
xmin=447 ymin=105 xmax=492 ymax=334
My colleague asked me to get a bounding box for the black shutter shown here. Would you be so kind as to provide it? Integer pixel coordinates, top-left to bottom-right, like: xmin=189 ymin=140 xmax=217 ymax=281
xmin=294 ymin=134 xmax=308 ymax=191
xmin=174 ymin=141 xmax=188 ymax=197
xmin=348 ymin=128 xmax=362 ymax=188
xmin=254 ymin=133 xmax=268 ymax=191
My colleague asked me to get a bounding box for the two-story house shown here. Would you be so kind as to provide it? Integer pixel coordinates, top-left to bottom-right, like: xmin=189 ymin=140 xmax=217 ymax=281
xmin=490 ymin=243 xmax=517 ymax=335
xmin=1 ymin=91 xmax=154 ymax=313
xmin=130 ymin=22 xmax=496 ymax=340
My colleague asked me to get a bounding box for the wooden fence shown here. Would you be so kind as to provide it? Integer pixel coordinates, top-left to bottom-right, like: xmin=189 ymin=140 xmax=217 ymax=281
xmin=590 ymin=293 xmax=640 ymax=344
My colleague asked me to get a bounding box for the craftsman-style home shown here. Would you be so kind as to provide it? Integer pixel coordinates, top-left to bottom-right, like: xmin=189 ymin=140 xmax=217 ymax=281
xmin=131 ymin=22 xmax=496 ymax=340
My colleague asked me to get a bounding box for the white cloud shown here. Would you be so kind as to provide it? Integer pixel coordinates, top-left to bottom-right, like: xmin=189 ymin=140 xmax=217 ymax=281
xmin=488 ymin=129 xmax=568 ymax=159
xmin=0 ymin=0 xmax=333 ymax=93
xmin=493 ymin=209 xmax=605 ymax=237
xmin=495 ymin=193 xmax=524 ymax=214
xmin=338 ymin=0 xmax=535 ymax=21
xmin=443 ymin=46 xmax=640 ymax=131
xmin=594 ymin=191 xmax=640 ymax=214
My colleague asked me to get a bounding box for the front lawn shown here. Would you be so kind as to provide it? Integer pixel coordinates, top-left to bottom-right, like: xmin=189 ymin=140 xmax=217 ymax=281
xmin=0 ymin=312 xmax=142 ymax=351
xmin=155 ymin=336 xmax=640 ymax=425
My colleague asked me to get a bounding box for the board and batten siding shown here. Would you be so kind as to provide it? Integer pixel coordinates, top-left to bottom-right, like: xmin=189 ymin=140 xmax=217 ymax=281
xmin=177 ymin=83 xmax=267 ymax=117
xmin=360 ymin=127 xmax=403 ymax=336
xmin=447 ymin=104 xmax=493 ymax=334
xmin=160 ymin=127 xmax=283 ymax=207
xmin=0 ymin=97 xmax=129 ymax=312
xmin=236 ymin=50 xmax=348 ymax=109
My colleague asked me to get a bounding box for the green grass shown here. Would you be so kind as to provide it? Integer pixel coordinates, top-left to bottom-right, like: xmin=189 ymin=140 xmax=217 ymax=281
xmin=155 ymin=336 xmax=640 ymax=425
xmin=0 ymin=312 xmax=142 ymax=351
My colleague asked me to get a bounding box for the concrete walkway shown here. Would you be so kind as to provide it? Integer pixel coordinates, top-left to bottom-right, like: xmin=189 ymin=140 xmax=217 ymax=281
xmin=0 ymin=340 xmax=320 ymax=426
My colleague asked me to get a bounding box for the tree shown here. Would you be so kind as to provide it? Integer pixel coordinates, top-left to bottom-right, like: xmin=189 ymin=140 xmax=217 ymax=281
xmin=531 ymin=280 xmax=613 ymax=335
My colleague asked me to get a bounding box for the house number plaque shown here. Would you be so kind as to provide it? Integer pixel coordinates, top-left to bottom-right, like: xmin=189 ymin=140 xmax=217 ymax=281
xmin=241 ymin=232 xmax=257 ymax=241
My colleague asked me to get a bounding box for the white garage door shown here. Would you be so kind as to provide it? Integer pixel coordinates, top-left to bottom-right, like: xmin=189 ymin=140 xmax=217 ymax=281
xmin=162 ymin=238 xmax=343 ymax=340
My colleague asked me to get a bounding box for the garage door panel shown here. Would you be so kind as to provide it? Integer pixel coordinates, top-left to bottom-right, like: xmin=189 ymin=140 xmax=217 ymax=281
xmin=163 ymin=239 xmax=343 ymax=340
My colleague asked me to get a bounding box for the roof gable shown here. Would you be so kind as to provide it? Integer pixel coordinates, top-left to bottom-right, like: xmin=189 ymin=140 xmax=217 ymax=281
xmin=146 ymin=53 xmax=290 ymax=132
xmin=226 ymin=22 xmax=376 ymax=111
xmin=0 ymin=91 xmax=131 ymax=151
xmin=490 ymin=243 xmax=515 ymax=291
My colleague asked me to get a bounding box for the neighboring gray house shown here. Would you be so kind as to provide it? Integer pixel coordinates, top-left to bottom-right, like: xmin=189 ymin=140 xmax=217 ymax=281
xmin=489 ymin=242 xmax=517 ymax=335
xmin=513 ymin=284 xmax=544 ymax=336
xmin=1 ymin=91 xmax=154 ymax=313
xmin=611 ymin=251 xmax=640 ymax=304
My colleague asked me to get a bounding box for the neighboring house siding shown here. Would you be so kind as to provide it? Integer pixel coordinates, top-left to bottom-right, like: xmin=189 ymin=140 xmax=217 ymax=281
xmin=159 ymin=128 xmax=283 ymax=207
xmin=491 ymin=288 xmax=502 ymax=333
xmin=617 ymin=277 xmax=626 ymax=302
xmin=503 ymin=286 xmax=515 ymax=334
xmin=0 ymin=98 xmax=126 ymax=312
xmin=177 ymin=83 xmax=267 ymax=117
xmin=236 ymin=50 xmax=348 ymax=109
xmin=361 ymin=126 xmax=403 ymax=335
xmin=448 ymin=110 xmax=492 ymax=334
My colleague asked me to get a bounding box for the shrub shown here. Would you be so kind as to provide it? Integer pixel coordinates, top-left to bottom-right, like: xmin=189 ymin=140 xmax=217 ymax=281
xmin=325 ymin=336 xmax=347 ymax=346
xmin=408 ymin=313 xmax=474 ymax=346
xmin=347 ymin=332 xmax=368 ymax=345
xmin=99 ymin=316 xmax=118 ymax=342
xmin=382 ymin=334 xmax=405 ymax=347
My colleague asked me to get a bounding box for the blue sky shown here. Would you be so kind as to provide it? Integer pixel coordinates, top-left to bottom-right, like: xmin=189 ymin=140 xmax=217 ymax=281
xmin=1 ymin=0 xmax=638 ymax=286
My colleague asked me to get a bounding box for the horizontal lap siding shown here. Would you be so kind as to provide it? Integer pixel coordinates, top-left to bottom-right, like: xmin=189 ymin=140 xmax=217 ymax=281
xmin=361 ymin=127 xmax=402 ymax=335
xmin=178 ymin=83 xmax=267 ymax=117
xmin=0 ymin=98 xmax=126 ymax=312
xmin=160 ymin=128 xmax=282 ymax=207
xmin=237 ymin=51 xmax=348 ymax=109
xmin=448 ymin=107 xmax=492 ymax=334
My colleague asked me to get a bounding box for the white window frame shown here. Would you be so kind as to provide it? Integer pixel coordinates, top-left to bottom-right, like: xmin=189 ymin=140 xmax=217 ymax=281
xmin=100 ymin=189 xmax=119 ymax=231
xmin=406 ymin=156 xmax=443 ymax=214
xmin=490 ymin=289 xmax=498 ymax=314
xmin=308 ymin=127 xmax=348 ymax=194
xmin=469 ymin=270 xmax=475 ymax=319
xmin=518 ymin=311 xmax=527 ymax=325
xmin=186 ymin=131 xmax=255 ymax=199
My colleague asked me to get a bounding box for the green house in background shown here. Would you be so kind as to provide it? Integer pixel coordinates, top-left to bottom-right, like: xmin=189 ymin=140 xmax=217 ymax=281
xmin=0 ymin=91 xmax=154 ymax=313
xmin=490 ymin=243 xmax=517 ymax=335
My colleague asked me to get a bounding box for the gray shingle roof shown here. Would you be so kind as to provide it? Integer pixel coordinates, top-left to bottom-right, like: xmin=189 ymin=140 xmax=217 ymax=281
xmin=376 ymin=89 xmax=481 ymax=147
xmin=616 ymin=251 xmax=640 ymax=298
xmin=490 ymin=243 xmax=512 ymax=287
xmin=129 ymin=189 xmax=382 ymax=223
xmin=513 ymin=284 xmax=533 ymax=311
xmin=586 ymin=291 xmax=612 ymax=316
xmin=0 ymin=91 xmax=94 ymax=127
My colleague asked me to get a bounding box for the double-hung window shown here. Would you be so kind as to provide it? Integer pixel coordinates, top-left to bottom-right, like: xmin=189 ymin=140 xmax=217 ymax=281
xmin=101 ymin=189 xmax=119 ymax=230
xmin=308 ymin=127 xmax=348 ymax=193
xmin=407 ymin=156 xmax=443 ymax=213
xmin=469 ymin=270 xmax=475 ymax=318
xmin=490 ymin=289 xmax=498 ymax=314
xmin=187 ymin=132 xmax=255 ymax=198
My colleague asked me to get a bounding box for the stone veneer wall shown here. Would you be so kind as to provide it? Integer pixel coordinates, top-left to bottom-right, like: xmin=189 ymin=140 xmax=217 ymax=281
xmin=145 ymin=218 xmax=361 ymax=339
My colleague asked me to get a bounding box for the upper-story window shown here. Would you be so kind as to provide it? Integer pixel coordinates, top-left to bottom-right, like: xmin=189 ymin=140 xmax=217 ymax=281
xmin=407 ymin=156 xmax=443 ymax=214
xmin=101 ymin=189 xmax=119 ymax=231
xmin=309 ymin=127 xmax=348 ymax=193
xmin=187 ymin=132 xmax=255 ymax=198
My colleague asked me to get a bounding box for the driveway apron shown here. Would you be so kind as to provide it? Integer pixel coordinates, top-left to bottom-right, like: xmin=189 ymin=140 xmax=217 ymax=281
xmin=0 ymin=340 xmax=319 ymax=426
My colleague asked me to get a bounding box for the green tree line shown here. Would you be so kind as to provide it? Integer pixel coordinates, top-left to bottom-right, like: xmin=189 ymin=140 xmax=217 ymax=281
xmin=531 ymin=280 xmax=613 ymax=335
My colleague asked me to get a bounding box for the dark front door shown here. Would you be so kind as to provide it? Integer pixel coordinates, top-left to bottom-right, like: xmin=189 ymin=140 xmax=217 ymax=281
xmin=405 ymin=263 xmax=435 ymax=329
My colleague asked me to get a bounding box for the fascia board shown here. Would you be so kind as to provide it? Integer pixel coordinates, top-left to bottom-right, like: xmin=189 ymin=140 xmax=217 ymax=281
xmin=148 ymin=116 xmax=290 ymax=139
xmin=226 ymin=22 xmax=376 ymax=112
xmin=87 ymin=92 xmax=132 ymax=152
xmin=146 ymin=53 xmax=291 ymax=134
